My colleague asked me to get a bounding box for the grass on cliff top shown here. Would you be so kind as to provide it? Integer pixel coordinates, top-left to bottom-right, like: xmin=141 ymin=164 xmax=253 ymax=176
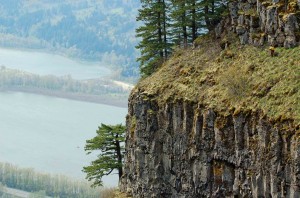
xmin=99 ymin=188 xmax=131 ymax=198
xmin=135 ymin=37 xmax=300 ymax=128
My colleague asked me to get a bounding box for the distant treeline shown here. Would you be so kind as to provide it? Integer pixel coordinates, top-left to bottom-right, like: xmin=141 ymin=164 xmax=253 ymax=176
xmin=0 ymin=162 xmax=101 ymax=198
xmin=0 ymin=66 xmax=128 ymax=95
xmin=0 ymin=66 xmax=130 ymax=106
xmin=0 ymin=1 xmax=140 ymax=79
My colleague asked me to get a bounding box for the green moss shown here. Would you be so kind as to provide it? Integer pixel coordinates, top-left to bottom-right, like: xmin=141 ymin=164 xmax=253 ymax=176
xmin=250 ymin=32 xmax=264 ymax=39
xmin=262 ymin=2 xmax=272 ymax=7
xmin=193 ymin=34 xmax=213 ymax=47
xmin=288 ymin=2 xmax=298 ymax=13
xmin=130 ymin=116 xmax=137 ymax=136
xmin=147 ymin=109 xmax=155 ymax=115
xmin=244 ymin=8 xmax=258 ymax=16
xmin=134 ymin=40 xmax=300 ymax=129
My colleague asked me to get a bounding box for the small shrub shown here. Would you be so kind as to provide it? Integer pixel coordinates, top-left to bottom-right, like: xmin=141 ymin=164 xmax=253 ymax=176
xmin=193 ymin=34 xmax=212 ymax=48
xmin=221 ymin=49 xmax=235 ymax=59
xmin=219 ymin=66 xmax=251 ymax=100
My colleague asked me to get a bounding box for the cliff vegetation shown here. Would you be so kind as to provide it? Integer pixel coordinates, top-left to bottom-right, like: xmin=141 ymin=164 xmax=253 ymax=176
xmin=122 ymin=37 xmax=300 ymax=197
xmin=136 ymin=37 xmax=299 ymax=129
xmin=121 ymin=0 xmax=300 ymax=197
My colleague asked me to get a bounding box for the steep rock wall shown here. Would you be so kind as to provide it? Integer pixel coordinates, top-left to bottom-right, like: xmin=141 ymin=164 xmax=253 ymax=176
xmin=216 ymin=0 xmax=300 ymax=48
xmin=121 ymin=91 xmax=299 ymax=197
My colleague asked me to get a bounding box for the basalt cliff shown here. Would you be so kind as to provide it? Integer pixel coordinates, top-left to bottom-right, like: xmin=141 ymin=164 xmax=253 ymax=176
xmin=120 ymin=0 xmax=300 ymax=197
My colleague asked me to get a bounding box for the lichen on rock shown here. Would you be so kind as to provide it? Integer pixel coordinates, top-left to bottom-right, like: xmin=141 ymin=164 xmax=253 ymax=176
xmin=121 ymin=92 xmax=299 ymax=197
xmin=220 ymin=0 xmax=300 ymax=48
xmin=120 ymin=0 xmax=300 ymax=197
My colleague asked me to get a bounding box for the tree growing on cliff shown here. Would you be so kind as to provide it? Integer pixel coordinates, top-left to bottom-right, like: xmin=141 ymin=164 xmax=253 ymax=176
xmin=83 ymin=123 xmax=125 ymax=187
xmin=169 ymin=0 xmax=201 ymax=47
xmin=136 ymin=0 xmax=170 ymax=77
xmin=136 ymin=0 xmax=228 ymax=77
xmin=199 ymin=0 xmax=227 ymax=32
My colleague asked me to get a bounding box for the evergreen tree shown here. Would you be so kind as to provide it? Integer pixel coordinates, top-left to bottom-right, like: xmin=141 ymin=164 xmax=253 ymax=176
xmin=136 ymin=0 xmax=170 ymax=77
xmin=83 ymin=124 xmax=126 ymax=187
xmin=135 ymin=0 xmax=228 ymax=76
xmin=199 ymin=0 xmax=227 ymax=31
xmin=187 ymin=0 xmax=198 ymax=41
xmin=169 ymin=0 xmax=189 ymax=47
xmin=169 ymin=0 xmax=206 ymax=47
xmin=169 ymin=0 xmax=222 ymax=45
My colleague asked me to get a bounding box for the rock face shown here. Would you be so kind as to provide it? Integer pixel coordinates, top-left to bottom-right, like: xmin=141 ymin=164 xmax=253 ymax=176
xmin=216 ymin=0 xmax=300 ymax=48
xmin=121 ymin=90 xmax=299 ymax=197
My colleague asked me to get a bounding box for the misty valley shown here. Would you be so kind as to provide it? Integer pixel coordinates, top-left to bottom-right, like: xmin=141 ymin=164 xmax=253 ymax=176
xmin=0 ymin=48 xmax=128 ymax=197
xmin=0 ymin=0 xmax=299 ymax=197
xmin=0 ymin=0 xmax=140 ymax=197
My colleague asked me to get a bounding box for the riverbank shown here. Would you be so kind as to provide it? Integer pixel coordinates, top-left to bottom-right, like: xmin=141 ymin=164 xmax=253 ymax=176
xmin=0 ymin=87 xmax=128 ymax=108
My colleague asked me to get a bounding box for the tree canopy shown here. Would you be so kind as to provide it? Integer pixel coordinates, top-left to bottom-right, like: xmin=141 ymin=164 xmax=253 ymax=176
xmin=83 ymin=124 xmax=126 ymax=187
xmin=0 ymin=162 xmax=101 ymax=197
xmin=136 ymin=0 xmax=170 ymax=77
xmin=136 ymin=0 xmax=227 ymax=77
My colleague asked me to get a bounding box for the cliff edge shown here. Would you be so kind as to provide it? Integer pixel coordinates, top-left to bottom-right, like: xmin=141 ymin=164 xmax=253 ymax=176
xmin=121 ymin=0 xmax=300 ymax=197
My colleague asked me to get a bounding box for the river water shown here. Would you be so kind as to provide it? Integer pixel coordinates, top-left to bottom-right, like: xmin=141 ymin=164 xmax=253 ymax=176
xmin=0 ymin=47 xmax=110 ymax=79
xmin=0 ymin=48 xmax=128 ymax=187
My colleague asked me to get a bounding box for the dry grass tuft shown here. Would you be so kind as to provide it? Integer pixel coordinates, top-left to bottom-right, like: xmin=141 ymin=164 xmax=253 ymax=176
xmin=99 ymin=188 xmax=132 ymax=198
xmin=219 ymin=66 xmax=251 ymax=100
xmin=99 ymin=188 xmax=117 ymax=198
xmin=135 ymin=38 xmax=300 ymax=128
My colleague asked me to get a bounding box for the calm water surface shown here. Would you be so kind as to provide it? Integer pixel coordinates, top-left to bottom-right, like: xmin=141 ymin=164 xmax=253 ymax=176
xmin=0 ymin=92 xmax=127 ymax=187
xmin=0 ymin=48 xmax=110 ymax=79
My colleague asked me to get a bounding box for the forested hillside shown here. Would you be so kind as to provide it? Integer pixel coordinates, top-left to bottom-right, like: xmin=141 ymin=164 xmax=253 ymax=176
xmin=135 ymin=0 xmax=300 ymax=77
xmin=0 ymin=0 xmax=140 ymax=78
xmin=0 ymin=162 xmax=101 ymax=197
xmin=0 ymin=67 xmax=130 ymax=107
xmin=136 ymin=0 xmax=226 ymax=76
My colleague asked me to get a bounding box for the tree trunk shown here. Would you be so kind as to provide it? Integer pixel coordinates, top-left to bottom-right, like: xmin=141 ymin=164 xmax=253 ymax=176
xmin=115 ymin=135 xmax=123 ymax=179
xmin=204 ymin=3 xmax=211 ymax=31
xmin=181 ymin=1 xmax=188 ymax=48
xmin=163 ymin=0 xmax=168 ymax=59
xmin=158 ymin=0 xmax=164 ymax=59
xmin=191 ymin=0 xmax=197 ymax=41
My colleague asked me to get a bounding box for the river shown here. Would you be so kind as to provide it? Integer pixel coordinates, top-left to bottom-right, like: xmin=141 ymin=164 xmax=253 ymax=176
xmin=0 ymin=91 xmax=127 ymax=187
xmin=0 ymin=47 xmax=110 ymax=79
xmin=0 ymin=48 xmax=128 ymax=187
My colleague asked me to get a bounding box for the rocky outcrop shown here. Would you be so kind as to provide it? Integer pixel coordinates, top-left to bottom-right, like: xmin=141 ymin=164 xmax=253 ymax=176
xmin=121 ymin=90 xmax=299 ymax=197
xmin=119 ymin=1 xmax=300 ymax=196
xmin=216 ymin=0 xmax=300 ymax=48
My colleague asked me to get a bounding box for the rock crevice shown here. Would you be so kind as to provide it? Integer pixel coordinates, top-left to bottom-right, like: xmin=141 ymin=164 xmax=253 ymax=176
xmin=121 ymin=91 xmax=299 ymax=197
xmin=216 ymin=0 xmax=300 ymax=48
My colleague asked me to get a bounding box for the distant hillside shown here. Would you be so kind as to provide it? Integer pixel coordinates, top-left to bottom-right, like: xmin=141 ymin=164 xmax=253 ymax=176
xmin=0 ymin=162 xmax=101 ymax=197
xmin=0 ymin=67 xmax=131 ymax=107
xmin=0 ymin=0 xmax=140 ymax=78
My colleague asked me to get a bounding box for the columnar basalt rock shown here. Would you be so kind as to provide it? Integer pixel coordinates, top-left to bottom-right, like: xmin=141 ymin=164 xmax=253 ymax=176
xmin=219 ymin=0 xmax=300 ymax=48
xmin=121 ymin=91 xmax=299 ymax=197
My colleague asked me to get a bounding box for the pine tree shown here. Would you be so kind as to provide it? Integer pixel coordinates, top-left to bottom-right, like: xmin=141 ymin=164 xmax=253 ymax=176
xmin=188 ymin=0 xmax=198 ymax=41
xmin=136 ymin=0 xmax=170 ymax=77
xmin=83 ymin=124 xmax=125 ymax=187
xmin=135 ymin=0 xmax=228 ymax=76
xmin=199 ymin=0 xmax=227 ymax=31
xmin=169 ymin=0 xmax=202 ymax=47
xmin=169 ymin=0 xmax=188 ymax=47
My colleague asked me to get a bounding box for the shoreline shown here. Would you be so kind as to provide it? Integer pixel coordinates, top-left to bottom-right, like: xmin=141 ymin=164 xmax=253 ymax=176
xmin=0 ymin=87 xmax=128 ymax=108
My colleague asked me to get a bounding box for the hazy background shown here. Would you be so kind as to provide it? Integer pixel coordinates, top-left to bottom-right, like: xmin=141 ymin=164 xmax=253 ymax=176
xmin=0 ymin=0 xmax=140 ymax=81
xmin=0 ymin=0 xmax=141 ymax=192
